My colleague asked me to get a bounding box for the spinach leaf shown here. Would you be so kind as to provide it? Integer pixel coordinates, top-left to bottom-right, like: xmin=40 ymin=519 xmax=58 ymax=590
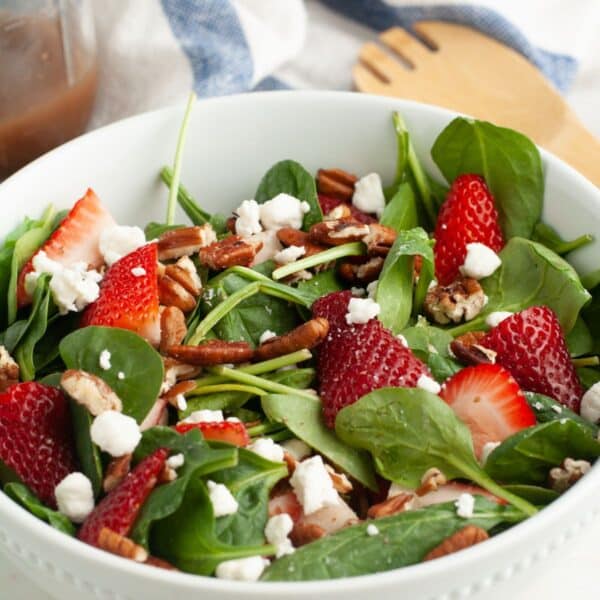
xmin=375 ymin=227 xmax=433 ymax=333
xmin=525 ymin=392 xmax=598 ymax=436
xmin=335 ymin=387 xmax=536 ymax=515
xmin=380 ymin=183 xmax=418 ymax=232
xmin=566 ymin=317 xmax=593 ymax=357
xmin=183 ymin=391 xmax=254 ymax=416
xmin=32 ymin=312 xmax=78 ymax=373
xmin=582 ymin=287 xmax=600 ymax=354
xmin=431 ymin=118 xmax=543 ymax=239
xmin=531 ymin=223 xmax=593 ymax=257
xmin=262 ymin=394 xmax=377 ymax=490
xmin=485 ymin=420 xmax=600 ymax=485
xmin=501 ymin=484 xmax=559 ymax=506
xmin=295 ymin=270 xmax=345 ymax=306
xmin=70 ymin=400 xmax=103 ymax=497
xmin=255 ymin=159 xmax=322 ymax=230
xmin=132 ymin=427 xmax=238 ymax=547
xmin=262 ymin=498 xmax=524 ymax=581
xmin=578 ymin=367 xmax=600 ymax=390
xmin=427 ymin=353 xmax=462 ymax=382
xmin=267 ymin=367 xmax=316 ymax=390
xmin=144 ymin=222 xmax=182 ymax=240
xmin=4 ymin=482 xmax=75 ymax=535
xmin=59 ymin=327 xmax=164 ymax=424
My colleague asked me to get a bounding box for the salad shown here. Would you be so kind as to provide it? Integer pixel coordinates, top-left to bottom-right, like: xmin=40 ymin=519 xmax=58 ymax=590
xmin=1 ymin=97 xmax=599 ymax=584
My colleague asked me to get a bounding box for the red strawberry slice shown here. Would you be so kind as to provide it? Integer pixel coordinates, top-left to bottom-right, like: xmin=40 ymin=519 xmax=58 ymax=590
xmin=0 ymin=383 xmax=78 ymax=507
xmin=313 ymin=290 xmax=430 ymax=428
xmin=17 ymin=189 xmax=116 ymax=307
xmin=481 ymin=306 xmax=583 ymax=411
xmin=81 ymin=243 xmax=160 ymax=346
xmin=268 ymin=488 xmax=303 ymax=522
xmin=318 ymin=194 xmax=377 ymax=224
xmin=175 ymin=421 xmax=250 ymax=446
xmin=78 ymin=448 xmax=167 ymax=546
xmin=434 ymin=174 xmax=505 ymax=285
xmin=439 ymin=364 xmax=536 ymax=458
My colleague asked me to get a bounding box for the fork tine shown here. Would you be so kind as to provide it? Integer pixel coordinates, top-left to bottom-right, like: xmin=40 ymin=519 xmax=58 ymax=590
xmin=352 ymin=63 xmax=390 ymax=93
xmin=358 ymin=42 xmax=408 ymax=83
xmin=411 ymin=22 xmax=441 ymax=51
xmin=380 ymin=27 xmax=433 ymax=67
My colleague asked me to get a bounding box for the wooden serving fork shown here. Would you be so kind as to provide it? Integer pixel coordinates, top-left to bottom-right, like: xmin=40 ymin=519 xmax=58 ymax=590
xmin=354 ymin=22 xmax=600 ymax=186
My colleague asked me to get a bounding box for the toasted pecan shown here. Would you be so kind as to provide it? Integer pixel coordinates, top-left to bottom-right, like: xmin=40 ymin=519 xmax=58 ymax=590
xmin=290 ymin=522 xmax=327 ymax=547
xmin=61 ymin=370 xmax=122 ymax=416
xmin=165 ymin=256 xmax=202 ymax=296
xmin=424 ymin=277 xmax=487 ymax=325
xmin=363 ymin=223 xmax=397 ymax=257
xmin=309 ymin=219 xmax=370 ymax=246
xmin=316 ymin=168 xmax=358 ymax=201
xmin=325 ymin=464 xmax=353 ymax=494
xmin=548 ymin=458 xmax=591 ymax=493
xmin=157 ymin=225 xmax=216 ymax=261
xmin=162 ymin=380 xmax=197 ymax=408
xmin=367 ymin=493 xmax=415 ymax=519
xmin=324 ymin=203 xmax=352 ymax=220
xmin=0 ymin=346 xmax=19 ymax=392
xmin=338 ymin=256 xmax=384 ymax=284
xmin=450 ymin=331 xmax=497 ymax=366
xmin=158 ymin=275 xmax=197 ymax=313
xmin=159 ymin=306 xmax=188 ymax=354
xmin=255 ymin=318 xmax=329 ymax=361
xmin=424 ymin=525 xmax=489 ymax=561
xmin=277 ymin=228 xmax=327 ymax=257
xmin=199 ymin=235 xmax=261 ymax=270
xmin=415 ymin=468 xmax=447 ymax=496
xmin=167 ymin=340 xmax=254 ymax=366
xmin=103 ymin=454 xmax=132 ymax=493
xmin=98 ymin=528 xmax=148 ymax=562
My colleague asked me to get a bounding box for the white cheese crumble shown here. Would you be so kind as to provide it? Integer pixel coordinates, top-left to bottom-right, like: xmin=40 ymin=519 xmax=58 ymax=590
xmin=551 ymin=404 xmax=563 ymax=414
xmin=350 ymin=287 xmax=365 ymax=297
xmin=54 ymin=472 xmax=95 ymax=524
xmin=396 ymin=334 xmax=409 ymax=348
xmin=259 ymin=330 xmax=277 ymax=344
xmin=207 ymin=480 xmax=239 ymax=517
xmin=117 ymin=371 xmax=125 ymax=380
xmin=459 ymin=243 xmax=502 ymax=280
xmin=249 ymin=230 xmax=283 ymax=265
xmin=167 ymin=453 xmax=185 ymax=470
xmin=183 ymin=409 xmax=224 ymax=424
xmin=235 ymin=199 xmax=263 ymax=238
xmin=485 ymin=311 xmax=513 ymax=328
xmin=215 ymin=556 xmax=270 ymax=582
xmin=90 ymin=410 xmax=141 ymax=457
xmin=480 ymin=441 xmax=501 ymax=465
xmin=290 ymin=455 xmax=340 ymax=515
xmin=274 ymin=245 xmax=306 ymax=265
xmin=131 ymin=266 xmax=146 ymax=277
xmin=417 ymin=374 xmax=441 ymax=395
xmin=455 ymin=493 xmax=475 ymax=518
xmin=248 ymin=438 xmax=285 ymax=462
xmin=352 ymin=173 xmax=385 ymax=217
xmin=533 ymin=402 xmax=544 ymax=410
xmin=99 ymin=225 xmax=146 ymax=266
xmin=345 ymin=297 xmax=381 ymax=325
xmin=259 ymin=193 xmax=309 ymax=231
xmin=99 ymin=349 xmax=112 ymax=371
xmin=366 ymin=279 xmax=378 ymax=299
xmin=265 ymin=513 xmax=295 ymax=557
xmin=281 ymin=438 xmax=311 ymax=461
xmin=581 ymin=382 xmax=600 ymax=424
xmin=175 ymin=394 xmax=187 ymax=411
xmin=366 ymin=523 xmax=380 ymax=536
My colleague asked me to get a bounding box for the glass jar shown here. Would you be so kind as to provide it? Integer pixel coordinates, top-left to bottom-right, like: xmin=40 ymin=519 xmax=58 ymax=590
xmin=0 ymin=0 xmax=97 ymax=178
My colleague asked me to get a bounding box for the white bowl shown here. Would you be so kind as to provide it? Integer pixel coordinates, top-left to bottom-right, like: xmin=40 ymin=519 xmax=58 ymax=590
xmin=0 ymin=91 xmax=599 ymax=600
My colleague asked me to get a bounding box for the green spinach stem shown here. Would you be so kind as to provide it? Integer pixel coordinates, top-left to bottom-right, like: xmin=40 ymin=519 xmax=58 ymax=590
xmin=161 ymin=166 xmax=211 ymax=225
xmin=553 ymin=233 xmax=594 ymax=256
xmin=188 ymin=383 xmax=267 ymax=397
xmin=572 ymin=356 xmax=600 ymax=368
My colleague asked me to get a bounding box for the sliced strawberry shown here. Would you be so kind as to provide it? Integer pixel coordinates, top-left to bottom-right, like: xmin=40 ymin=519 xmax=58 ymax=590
xmin=78 ymin=448 xmax=167 ymax=546
xmin=318 ymin=194 xmax=377 ymax=224
xmin=481 ymin=306 xmax=583 ymax=411
xmin=434 ymin=174 xmax=504 ymax=285
xmin=268 ymin=488 xmax=303 ymax=522
xmin=313 ymin=290 xmax=430 ymax=428
xmin=81 ymin=243 xmax=160 ymax=346
xmin=0 ymin=383 xmax=78 ymax=507
xmin=175 ymin=421 xmax=250 ymax=447
xmin=417 ymin=482 xmax=505 ymax=507
xmin=17 ymin=189 xmax=116 ymax=307
xmin=440 ymin=364 xmax=536 ymax=458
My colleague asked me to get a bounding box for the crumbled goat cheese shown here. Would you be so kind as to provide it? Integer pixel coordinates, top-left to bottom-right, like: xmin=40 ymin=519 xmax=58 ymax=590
xmin=352 ymin=173 xmax=385 ymax=217
xmin=99 ymin=349 xmax=112 ymax=371
xmin=345 ymin=297 xmax=381 ymax=325
xmin=117 ymin=371 xmax=125 ymax=380
xmin=551 ymin=404 xmax=563 ymax=414
xmin=366 ymin=279 xmax=378 ymax=299
xmin=175 ymin=394 xmax=187 ymax=411
xmin=351 ymin=287 xmax=366 ymax=296
xmin=259 ymin=193 xmax=309 ymax=231
xmin=235 ymin=199 xmax=263 ymax=238
xmin=417 ymin=374 xmax=441 ymax=395
xmin=249 ymin=230 xmax=283 ymax=264
xmin=455 ymin=493 xmax=475 ymax=518
xmin=396 ymin=334 xmax=409 ymax=348
xmin=428 ymin=279 xmax=438 ymax=290
xmin=459 ymin=243 xmax=502 ymax=279
xmin=259 ymin=330 xmax=277 ymax=344
xmin=131 ymin=266 xmax=146 ymax=277
xmin=167 ymin=453 xmax=185 ymax=470
xmin=183 ymin=409 xmax=224 ymax=423
xmin=485 ymin=311 xmax=513 ymax=328
xmin=533 ymin=402 xmax=544 ymax=410
xmin=366 ymin=523 xmax=380 ymax=536
xmin=248 ymin=438 xmax=285 ymax=462
xmin=90 ymin=410 xmax=141 ymax=457
xmin=281 ymin=438 xmax=312 ymax=461
xmin=274 ymin=245 xmax=306 ymax=265
xmin=99 ymin=225 xmax=146 ymax=266
xmin=207 ymin=480 xmax=239 ymax=517
xmin=581 ymin=382 xmax=600 ymax=424
xmin=215 ymin=556 xmax=270 ymax=581
xmin=290 ymin=455 xmax=340 ymax=515
xmin=480 ymin=441 xmax=501 ymax=464
xmin=265 ymin=514 xmax=295 ymax=557
xmin=54 ymin=472 xmax=95 ymax=523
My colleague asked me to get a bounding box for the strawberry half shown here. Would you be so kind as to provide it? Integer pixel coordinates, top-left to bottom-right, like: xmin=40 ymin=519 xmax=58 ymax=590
xmin=175 ymin=421 xmax=250 ymax=446
xmin=17 ymin=189 xmax=116 ymax=307
xmin=434 ymin=174 xmax=504 ymax=285
xmin=81 ymin=243 xmax=160 ymax=346
xmin=440 ymin=364 xmax=536 ymax=458
xmin=313 ymin=291 xmax=430 ymax=428
xmin=318 ymin=194 xmax=377 ymax=224
xmin=78 ymin=448 xmax=167 ymax=546
xmin=0 ymin=383 xmax=78 ymax=507
xmin=481 ymin=306 xmax=583 ymax=411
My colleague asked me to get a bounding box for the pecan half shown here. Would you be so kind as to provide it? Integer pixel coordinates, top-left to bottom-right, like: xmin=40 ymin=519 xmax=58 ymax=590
xmin=416 ymin=468 xmax=447 ymax=496
xmin=316 ymin=168 xmax=358 ymax=201
xmin=363 ymin=224 xmax=397 ymax=257
xmin=324 ymin=203 xmax=352 ymax=221
xmin=290 ymin=522 xmax=326 ymax=547
xmin=548 ymin=457 xmax=591 ymax=493
xmin=165 ymin=256 xmax=202 ymax=296
xmin=255 ymin=318 xmax=329 ymax=361
xmin=61 ymin=369 xmax=122 ymax=416
xmin=338 ymin=257 xmax=384 ymax=284
xmin=157 ymin=224 xmax=216 ymax=261
xmin=325 ymin=464 xmax=353 ymax=494
xmin=0 ymin=345 xmax=19 ymax=392
xmin=159 ymin=306 xmax=188 ymax=353
xmin=367 ymin=492 xmax=416 ymax=519
xmin=424 ymin=277 xmax=487 ymax=325
xmin=162 ymin=358 xmax=202 ymax=394
xmin=277 ymin=228 xmax=327 ymax=257
xmin=424 ymin=525 xmax=489 ymax=561
xmin=309 ymin=219 xmax=370 ymax=246
xmin=162 ymin=380 xmax=196 ymax=408
xmin=103 ymin=454 xmax=132 ymax=493
xmin=199 ymin=235 xmax=262 ymax=270
xmin=158 ymin=275 xmax=197 ymax=313
xmin=167 ymin=340 xmax=254 ymax=366
xmin=98 ymin=528 xmax=148 ymax=562
xmin=450 ymin=331 xmax=497 ymax=366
